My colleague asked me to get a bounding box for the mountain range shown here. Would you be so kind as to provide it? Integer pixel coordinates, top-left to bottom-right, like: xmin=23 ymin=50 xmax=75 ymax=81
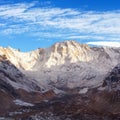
xmin=0 ymin=40 xmax=120 ymax=120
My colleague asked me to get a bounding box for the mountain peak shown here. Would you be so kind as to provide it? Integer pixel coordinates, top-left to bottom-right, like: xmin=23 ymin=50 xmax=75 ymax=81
xmin=39 ymin=40 xmax=93 ymax=68
xmin=0 ymin=40 xmax=93 ymax=69
xmin=1 ymin=40 xmax=120 ymax=70
xmin=53 ymin=40 xmax=89 ymax=48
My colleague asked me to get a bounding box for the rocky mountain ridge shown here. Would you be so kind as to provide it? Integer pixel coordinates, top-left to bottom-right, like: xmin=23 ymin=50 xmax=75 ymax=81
xmin=1 ymin=40 xmax=120 ymax=70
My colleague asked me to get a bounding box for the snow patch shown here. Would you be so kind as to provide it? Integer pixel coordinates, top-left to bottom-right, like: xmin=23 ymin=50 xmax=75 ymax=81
xmin=13 ymin=99 xmax=34 ymax=107
xmin=53 ymin=88 xmax=65 ymax=94
xmin=79 ymin=88 xmax=88 ymax=94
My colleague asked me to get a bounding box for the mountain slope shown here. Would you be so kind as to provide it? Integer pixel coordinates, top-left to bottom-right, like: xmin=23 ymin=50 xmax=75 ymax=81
xmin=25 ymin=41 xmax=120 ymax=90
xmin=0 ymin=55 xmax=41 ymax=92
xmin=26 ymin=64 xmax=120 ymax=119
xmin=0 ymin=55 xmax=55 ymax=115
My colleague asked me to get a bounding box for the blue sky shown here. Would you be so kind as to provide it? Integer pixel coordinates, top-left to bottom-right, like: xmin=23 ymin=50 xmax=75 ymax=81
xmin=0 ymin=0 xmax=120 ymax=51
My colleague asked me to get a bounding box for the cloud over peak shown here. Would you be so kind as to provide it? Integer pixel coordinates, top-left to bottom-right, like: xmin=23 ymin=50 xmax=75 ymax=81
xmin=87 ymin=41 xmax=120 ymax=47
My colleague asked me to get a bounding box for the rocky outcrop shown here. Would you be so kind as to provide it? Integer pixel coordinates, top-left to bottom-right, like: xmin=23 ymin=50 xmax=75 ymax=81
xmin=103 ymin=63 xmax=120 ymax=91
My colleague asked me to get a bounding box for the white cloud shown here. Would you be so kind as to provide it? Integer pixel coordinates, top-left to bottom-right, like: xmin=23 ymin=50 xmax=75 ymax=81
xmin=0 ymin=3 xmax=34 ymax=17
xmin=68 ymin=35 xmax=120 ymax=41
xmin=68 ymin=35 xmax=106 ymax=40
xmin=0 ymin=2 xmax=120 ymax=42
xmin=87 ymin=41 xmax=120 ymax=47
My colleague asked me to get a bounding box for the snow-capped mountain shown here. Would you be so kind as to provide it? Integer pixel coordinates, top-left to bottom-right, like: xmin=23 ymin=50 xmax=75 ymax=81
xmin=1 ymin=40 xmax=120 ymax=90
xmin=34 ymin=41 xmax=93 ymax=68
xmin=26 ymin=40 xmax=120 ymax=89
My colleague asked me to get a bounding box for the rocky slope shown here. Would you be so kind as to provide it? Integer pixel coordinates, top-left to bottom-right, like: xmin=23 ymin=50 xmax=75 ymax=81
xmin=8 ymin=64 xmax=120 ymax=120
xmin=0 ymin=55 xmax=41 ymax=92
xmin=0 ymin=55 xmax=56 ymax=116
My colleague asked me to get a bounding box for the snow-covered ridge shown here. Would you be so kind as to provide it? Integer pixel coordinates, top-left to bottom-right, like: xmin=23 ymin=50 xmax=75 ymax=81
xmin=0 ymin=41 xmax=94 ymax=69
xmin=1 ymin=40 xmax=120 ymax=89
xmin=1 ymin=40 xmax=120 ymax=70
xmin=0 ymin=46 xmax=40 ymax=70
xmin=14 ymin=99 xmax=34 ymax=106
